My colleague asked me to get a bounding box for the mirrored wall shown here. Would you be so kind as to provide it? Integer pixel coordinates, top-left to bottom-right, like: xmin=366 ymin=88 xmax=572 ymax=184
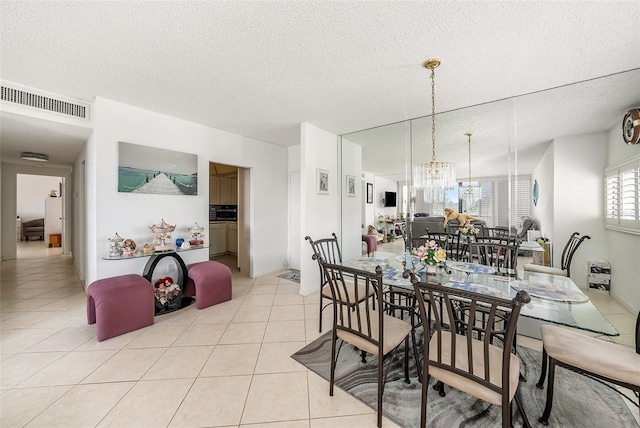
xmin=341 ymin=68 xmax=640 ymax=242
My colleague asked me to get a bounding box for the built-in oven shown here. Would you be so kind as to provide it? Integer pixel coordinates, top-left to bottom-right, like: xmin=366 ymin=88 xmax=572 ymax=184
xmin=210 ymin=205 xmax=237 ymax=221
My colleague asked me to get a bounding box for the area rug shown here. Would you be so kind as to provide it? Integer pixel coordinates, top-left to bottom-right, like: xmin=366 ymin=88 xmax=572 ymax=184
xmin=292 ymin=331 xmax=639 ymax=427
xmin=278 ymin=269 xmax=300 ymax=283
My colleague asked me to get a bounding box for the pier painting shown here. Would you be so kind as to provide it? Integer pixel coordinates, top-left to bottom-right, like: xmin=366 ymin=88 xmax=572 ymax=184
xmin=118 ymin=142 xmax=198 ymax=195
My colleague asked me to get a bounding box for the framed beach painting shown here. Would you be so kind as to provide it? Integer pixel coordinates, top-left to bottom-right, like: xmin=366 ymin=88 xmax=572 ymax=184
xmin=317 ymin=169 xmax=329 ymax=195
xmin=118 ymin=142 xmax=198 ymax=195
xmin=346 ymin=175 xmax=356 ymax=197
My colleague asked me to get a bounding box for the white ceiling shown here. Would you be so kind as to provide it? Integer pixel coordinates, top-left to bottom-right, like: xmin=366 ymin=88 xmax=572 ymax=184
xmin=1 ymin=1 xmax=639 ymax=169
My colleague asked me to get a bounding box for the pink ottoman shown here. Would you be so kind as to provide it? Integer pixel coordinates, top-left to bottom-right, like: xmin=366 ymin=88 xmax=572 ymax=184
xmin=362 ymin=234 xmax=377 ymax=256
xmin=87 ymin=274 xmax=154 ymax=341
xmin=185 ymin=261 xmax=232 ymax=309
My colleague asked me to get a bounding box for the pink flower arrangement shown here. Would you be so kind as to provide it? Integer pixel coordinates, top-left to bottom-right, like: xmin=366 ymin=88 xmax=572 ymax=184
xmin=413 ymin=240 xmax=447 ymax=267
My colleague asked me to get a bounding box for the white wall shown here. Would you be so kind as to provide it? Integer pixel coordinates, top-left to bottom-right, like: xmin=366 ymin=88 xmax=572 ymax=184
xmin=300 ymin=122 xmax=339 ymax=296
xmin=85 ymin=97 xmax=288 ymax=285
xmin=17 ymin=174 xmax=62 ymax=221
xmin=606 ymin=125 xmax=640 ymax=313
xmin=362 ymin=171 xmax=376 ymax=227
xmin=531 ymin=143 xmax=554 ymax=239
xmin=551 ymin=133 xmax=609 ymax=288
xmin=374 ymin=176 xmax=399 ymax=218
xmin=340 ymin=139 xmax=363 ymax=262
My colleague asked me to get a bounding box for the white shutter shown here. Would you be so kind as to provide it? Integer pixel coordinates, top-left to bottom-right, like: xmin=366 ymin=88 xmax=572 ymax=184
xmin=605 ymin=155 xmax=640 ymax=234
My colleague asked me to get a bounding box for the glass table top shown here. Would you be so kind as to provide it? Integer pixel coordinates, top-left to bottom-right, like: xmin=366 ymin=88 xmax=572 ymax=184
xmin=344 ymin=251 xmax=619 ymax=337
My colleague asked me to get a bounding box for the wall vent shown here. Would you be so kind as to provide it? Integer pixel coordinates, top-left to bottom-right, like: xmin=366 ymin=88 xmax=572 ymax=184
xmin=1 ymin=85 xmax=88 ymax=119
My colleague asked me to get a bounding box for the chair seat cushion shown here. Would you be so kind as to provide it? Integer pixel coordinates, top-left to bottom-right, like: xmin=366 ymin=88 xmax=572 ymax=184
xmin=428 ymin=331 xmax=521 ymax=405
xmin=541 ymin=325 xmax=640 ymax=387
xmin=337 ymin=309 xmax=412 ymax=356
xmin=523 ymin=263 xmax=567 ymax=276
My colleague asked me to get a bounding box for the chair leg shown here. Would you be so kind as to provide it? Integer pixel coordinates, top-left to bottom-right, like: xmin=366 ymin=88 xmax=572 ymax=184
xmin=318 ymin=292 xmax=324 ymax=333
xmin=329 ymin=334 xmax=338 ymax=396
xmin=420 ymin=373 xmax=430 ymax=428
xmin=403 ymin=336 xmax=410 ymax=384
xmin=538 ymin=357 xmax=556 ymax=425
xmin=536 ymin=347 xmax=548 ymax=389
xmin=377 ymin=351 xmax=383 ymax=427
xmin=514 ymin=389 xmax=532 ymax=428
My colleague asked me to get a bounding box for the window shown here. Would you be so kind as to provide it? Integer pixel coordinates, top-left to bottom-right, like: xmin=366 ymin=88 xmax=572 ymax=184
xmin=605 ymin=155 xmax=640 ymax=234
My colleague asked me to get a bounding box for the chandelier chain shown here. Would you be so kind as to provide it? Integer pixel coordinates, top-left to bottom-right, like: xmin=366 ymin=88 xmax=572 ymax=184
xmin=431 ymin=68 xmax=436 ymax=162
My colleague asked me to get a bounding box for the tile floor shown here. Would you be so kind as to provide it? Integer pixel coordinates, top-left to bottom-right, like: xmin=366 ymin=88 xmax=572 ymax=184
xmin=0 ymin=240 xmax=637 ymax=427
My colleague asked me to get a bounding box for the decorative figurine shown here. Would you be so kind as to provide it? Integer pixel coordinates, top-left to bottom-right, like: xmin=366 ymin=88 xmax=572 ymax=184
xmin=108 ymin=233 xmax=124 ymax=257
xmin=149 ymin=219 xmax=176 ymax=251
xmin=188 ymin=223 xmax=205 ymax=247
xmin=122 ymin=238 xmax=136 ymax=257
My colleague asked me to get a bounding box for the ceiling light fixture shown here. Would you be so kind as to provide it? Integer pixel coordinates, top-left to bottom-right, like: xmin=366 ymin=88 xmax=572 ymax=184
xmin=463 ymin=132 xmax=482 ymax=207
xmin=20 ymin=152 xmax=49 ymax=162
xmin=414 ymin=58 xmax=455 ymax=203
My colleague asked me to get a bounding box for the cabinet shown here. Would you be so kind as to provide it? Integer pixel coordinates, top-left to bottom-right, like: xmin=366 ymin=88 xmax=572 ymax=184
xmin=587 ymin=260 xmax=611 ymax=293
xmin=209 ymin=176 xmax=238 ymax=204
xmin=533 ymin=242 xmax=552 ymax=266
xmin=227 ymin=223 xmax=238 ymax=255
xmin=209 ymin=223 xmax=226 ymax=256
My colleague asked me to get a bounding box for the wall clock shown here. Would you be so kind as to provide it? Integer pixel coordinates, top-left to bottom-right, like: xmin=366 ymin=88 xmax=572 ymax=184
xmin=622 ymin=108 xmax=640 ymax=145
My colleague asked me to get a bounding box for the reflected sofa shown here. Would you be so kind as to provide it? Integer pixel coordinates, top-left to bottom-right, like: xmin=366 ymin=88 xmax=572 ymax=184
xmin=409 ymin=216 xmax=486 ymax=236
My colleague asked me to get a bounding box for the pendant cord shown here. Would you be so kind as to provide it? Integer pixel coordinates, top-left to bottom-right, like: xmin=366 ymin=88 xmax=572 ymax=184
xmin=431 ymin=68 xmax=436 ymax=162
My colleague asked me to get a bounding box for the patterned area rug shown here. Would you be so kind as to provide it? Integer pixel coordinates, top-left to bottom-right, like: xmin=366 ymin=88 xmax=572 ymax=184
xmin=292 ymin=331 xmax=638 ymax=428
xmin=278 ymin=269 xmax=300 ymax=283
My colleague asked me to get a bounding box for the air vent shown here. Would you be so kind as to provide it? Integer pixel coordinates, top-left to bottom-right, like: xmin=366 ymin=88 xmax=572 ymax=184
xmin=1 ymin=85 xmax=88 ymax=119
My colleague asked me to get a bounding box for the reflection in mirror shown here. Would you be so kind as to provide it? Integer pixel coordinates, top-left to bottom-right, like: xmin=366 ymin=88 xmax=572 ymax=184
xmin=342 ymin=68 xmax=640 ymax=246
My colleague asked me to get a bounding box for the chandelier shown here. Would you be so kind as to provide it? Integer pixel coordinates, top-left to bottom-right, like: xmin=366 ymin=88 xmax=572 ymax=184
xmin=463 ymin=132 xmax=482 ymax=207
xmin=414 ymin=58 xmax=456 ymax=203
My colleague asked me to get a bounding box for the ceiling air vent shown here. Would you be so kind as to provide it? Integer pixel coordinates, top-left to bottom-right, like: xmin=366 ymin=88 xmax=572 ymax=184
xmin=1 ymin=85 xmax=88 ymax=119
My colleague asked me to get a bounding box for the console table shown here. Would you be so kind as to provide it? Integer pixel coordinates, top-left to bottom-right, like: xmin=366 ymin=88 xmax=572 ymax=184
xmin=102 ymin=246 xmax=208 ymax=314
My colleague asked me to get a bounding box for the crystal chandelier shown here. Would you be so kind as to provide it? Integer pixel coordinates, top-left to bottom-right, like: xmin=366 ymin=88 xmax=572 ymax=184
xmin=414 ymin=58 xmax=456 ymax=203
xmin=463 ymin=132 xmax=482 ymax=207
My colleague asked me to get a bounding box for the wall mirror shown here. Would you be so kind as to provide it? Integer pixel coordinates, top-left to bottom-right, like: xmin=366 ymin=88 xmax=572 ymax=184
xmin=341 ymin=68 xmax=640 ymax=245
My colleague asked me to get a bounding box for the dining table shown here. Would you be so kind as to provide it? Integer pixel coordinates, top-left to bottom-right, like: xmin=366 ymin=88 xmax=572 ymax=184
xmin=344 ymin=251 xmax=619 ymax=339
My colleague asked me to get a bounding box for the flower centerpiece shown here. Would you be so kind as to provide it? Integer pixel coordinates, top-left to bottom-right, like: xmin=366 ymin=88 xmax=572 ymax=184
xmin=413 ymin=240 xmax=447 ymax=271
xmin=459 ymin=225 xmax=480 ymax=237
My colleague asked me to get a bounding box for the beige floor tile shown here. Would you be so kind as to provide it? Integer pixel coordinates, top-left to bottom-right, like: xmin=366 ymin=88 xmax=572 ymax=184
xmin=242 ymin=372 xmax=310 ymax=424
xmin=1 ymin=298 xmax=59 ymax=312
xmin=200 ymin=343 xmax=261 ymax=376
xmin=241 ymin=293 xmax=276 ymax=308
xmin=305 ymin=303 xmax=320 ymax=320
xmin=154 ymin=305 xmax=201 ymax=325
xmin=310 ymin=414 xmax=401 ymax=427
xmin=75 ymin=327 xmax=144 ymax=351
xmin=25 ymin=382 xmax=134 ymax=427
xmin=516 ymin=334 xmax=543 ymax=352
xmin=242 ymin=420 xmax=310 ymax=428
xmin=274 ymin=293 xmax=305 ymax=306
xmin=169 ymin=375 xmax=252 ymax=427
xmin=233 ymin=305 xmax=272 ymax=322
xmin=255 ymin=341 xmax=307 ymax=374
xmin=125 ymin=324 xmax=189 ymax=348
xmin=612 ymin=334 xmax=636 ymax=348
xmin=304 ymin=291 xmax=321 ymax=305
xmin=192 ymin=303 xmax=240 ymax=324
xmin=0 ymin=385 xmax=72 ymax=427
xmin=264 ymin=320 xmax=306 ymax=343
xmin=250 ymin=283 xmax=279 ymax=294
xmin=607 ymin=313 xmax=638 ymax=335
xmin=270 ymin=304 xmax=305 ymax=321
xmin=18 ymin=349 xmax=118 ymax=387
xmin=172 ymin=323 xmax=227 ymax=346
xmin=81 ymin=348 xmax=165 ymax=383
xmin=277 ymin=282 xmax=301 ymax=294
xmin=24 ymin=326 xmax=97 ymax=352
xmin=142 ymin=345 xmax=213 ymax=380
xmin=0 ymin=351 xmax=65 ymax=389
xmin=253 ymin=275 xmax=280 ymax=285
xmin=0 ymin=312 xmax=58 ymax=330
xmin=307 ymin=372 xmax=373 ymax=419
xmin=97 ymin=378 xmax=194 ymax=427
xmin=218 ymin=322 xmax=267 ymax=344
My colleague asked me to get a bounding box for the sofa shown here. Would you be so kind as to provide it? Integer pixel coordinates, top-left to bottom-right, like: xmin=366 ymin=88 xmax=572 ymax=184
xmin=22 ymin=218 xmax=44 ymax=241
xmin=409 ymin=215 xmax=486 ymax=236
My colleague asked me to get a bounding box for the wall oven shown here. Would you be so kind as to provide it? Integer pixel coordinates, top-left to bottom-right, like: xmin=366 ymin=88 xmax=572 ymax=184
xmin=210 ymin=205 xmax=237 ymax=221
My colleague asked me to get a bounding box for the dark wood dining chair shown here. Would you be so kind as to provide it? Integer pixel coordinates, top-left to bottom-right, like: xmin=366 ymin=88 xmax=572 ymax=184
xmin=524 ymin=231 xmax=591 ymax=277
xmin=407 ymin=271 xmax=531 ymax=428
xmin=306 ymin=233 xmax=373 ymax=332
xmin=535 ymin=310 xmax=640 ymax=425
xmin=317 ymin=256 xmax=412 ymax=428
xmin=468 ymin=241 xmax=520 ymax=274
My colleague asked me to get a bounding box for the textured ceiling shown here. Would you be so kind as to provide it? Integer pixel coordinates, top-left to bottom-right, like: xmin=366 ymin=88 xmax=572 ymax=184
xmin=1 ymin=1 xmax=639 ymax=169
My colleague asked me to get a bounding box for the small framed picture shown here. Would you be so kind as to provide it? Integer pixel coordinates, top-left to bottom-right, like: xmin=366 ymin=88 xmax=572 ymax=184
xmin=317 ymin=169 xmax=329 ymax=195
xmin=366 ymin=183 xmax=373 ymax=204
xmin=346 ymin=175 xmax=356 ymax=197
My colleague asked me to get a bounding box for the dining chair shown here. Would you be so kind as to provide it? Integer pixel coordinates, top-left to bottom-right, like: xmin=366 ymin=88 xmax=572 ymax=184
xmin=422 ymin=231 xmax=450 ymax=251
xmin=306 ymin=233 xmax=374 ymax=333
xmin=523 ymin=231 xmax=591 ymax=277
xmin=535 ymin=310 xmax=640 ymax=424
xmin=407 ymin=271 xmax=531 ymax=428
xmin=468 ymin=241 xmax=520 ymax=273
xmin=317 ymin=255 xmax=412 ymax=428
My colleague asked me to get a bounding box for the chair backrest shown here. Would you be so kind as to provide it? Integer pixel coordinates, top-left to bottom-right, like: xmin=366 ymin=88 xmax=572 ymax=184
xmin=474 ymin=235 xmax=521 ymax=247
xmin=305 ymin=233 xmax=342 ymax=287
xmin=423 ymin=231 xmax=450 ymax=251
xmin=409 ymin=237 xmax=432 ymax=250
xmin=485 ymin=226 xmax=513 ymax=238
xmin=316 ymin=255 xmax=384 ymax=347
xmin=408 ymin=272 xmax=530 ymax=408
xmin=560 ymin=232 xmax=591 ymax=277
xmin=469 ymin=241 xmax=520 ymax=273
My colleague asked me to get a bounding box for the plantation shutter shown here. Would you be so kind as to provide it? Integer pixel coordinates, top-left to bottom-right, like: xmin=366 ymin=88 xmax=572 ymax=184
xmin=605 ymin=155 xmax=640 ymax=234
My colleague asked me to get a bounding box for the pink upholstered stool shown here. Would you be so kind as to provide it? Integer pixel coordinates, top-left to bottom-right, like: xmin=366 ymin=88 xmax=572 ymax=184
xmin=184 ymin=261 xmax=232 ymax=309
xmin=87 ymin=274 xmax=154 ymax=341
